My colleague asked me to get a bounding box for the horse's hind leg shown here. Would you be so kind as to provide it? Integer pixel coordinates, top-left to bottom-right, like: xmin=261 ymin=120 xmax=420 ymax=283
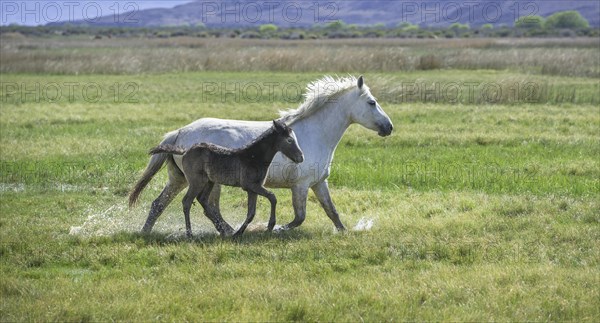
xmin=206 ymin=184 xmax=235 ymax=237
xmin=196 ymin=181 xmax=228 ymax=236
xmin=196 ymin=181 xmax=213 ymax=207
xmin=182 ymin=181 xmax=205 ymax=238
xmin=141 ymin=162 xmax=187 ymax=233
xmin=232 ymin=192 xmax=257 ymax=238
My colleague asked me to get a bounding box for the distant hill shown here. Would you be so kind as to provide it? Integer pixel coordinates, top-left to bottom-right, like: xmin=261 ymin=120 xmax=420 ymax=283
xmin=53 ymin=0 xmax=600 ymax=28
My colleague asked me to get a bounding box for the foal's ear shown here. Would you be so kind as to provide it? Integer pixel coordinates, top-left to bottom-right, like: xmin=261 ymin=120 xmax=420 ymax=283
xmin=357 ymin=75 xmax=364 ymax=89
xmin=273 ymin=120 xmax=286 ymax=133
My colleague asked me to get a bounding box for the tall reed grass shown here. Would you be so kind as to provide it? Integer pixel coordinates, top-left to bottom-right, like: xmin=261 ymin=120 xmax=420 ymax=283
xmin=1 ymin=36 xmax=598 ymax=77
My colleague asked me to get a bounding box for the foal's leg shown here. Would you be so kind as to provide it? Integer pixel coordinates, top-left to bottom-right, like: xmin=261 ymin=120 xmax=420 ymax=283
xmin=197 ymin=182 xmax=229 ymax=236
xmin=247 ymin=185 xmax=277 ymax=232
xmin=232 ymin=191 xmax=257 ymax=238
xmin=205 ymin=184 xmax=235 ymax=236
xmin=206 ymin=184 xmax=235 ymax=237
xmin=182 ymin=181 xmax=206 ymax=238
xmin=196 ymin=181 xmax=214 ymax=209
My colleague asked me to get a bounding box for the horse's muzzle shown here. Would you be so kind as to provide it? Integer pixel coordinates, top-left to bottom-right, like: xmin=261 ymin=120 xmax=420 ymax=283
xmin=378 ymin=122 xmax=393 ymax=137
xmin=294 ymin=154 xmax=305 ymax=163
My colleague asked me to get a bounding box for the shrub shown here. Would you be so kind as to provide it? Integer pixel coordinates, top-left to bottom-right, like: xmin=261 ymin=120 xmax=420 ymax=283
xmin=259 ymin=24 xmax=278 ymax=33
xmin=325 ymin=20 xmax=346 ymax=31
xmin=449 ymin=23 xmax=470 ymax=32
xmin=545 ymin=11 xmax=589 ymax=29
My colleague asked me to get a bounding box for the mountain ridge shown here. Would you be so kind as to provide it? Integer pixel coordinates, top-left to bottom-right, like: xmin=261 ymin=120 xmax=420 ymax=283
xmin=52 ymin=1 xmax=600 ymax=28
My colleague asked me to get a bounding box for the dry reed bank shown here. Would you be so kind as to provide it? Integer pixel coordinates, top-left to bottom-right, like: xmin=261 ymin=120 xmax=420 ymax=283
xmin=1 ymin=36 xmax=598 ymax=77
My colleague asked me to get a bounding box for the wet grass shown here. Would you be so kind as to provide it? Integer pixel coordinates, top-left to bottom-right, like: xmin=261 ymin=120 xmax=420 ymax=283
xmin=1 ymin=71 xmax=599 ymax=321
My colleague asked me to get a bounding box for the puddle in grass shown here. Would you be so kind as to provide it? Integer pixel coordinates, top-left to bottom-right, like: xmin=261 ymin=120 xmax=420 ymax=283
xmin=0 ymin=183 xmax=106 ymax=193
xmin=0 ymin=183 xmax=25 ymax=192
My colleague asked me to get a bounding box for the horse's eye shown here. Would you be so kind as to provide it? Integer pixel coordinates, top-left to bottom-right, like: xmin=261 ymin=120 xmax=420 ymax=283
xmin=368 ymin=100 xmax=376 ymax=106
xmin=287 ymin=138 xmax=293 ymax=144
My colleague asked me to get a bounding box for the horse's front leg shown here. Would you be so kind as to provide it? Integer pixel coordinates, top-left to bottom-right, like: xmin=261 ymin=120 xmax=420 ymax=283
xmin=311 ymin=180 xmax=346 ymax=231
xmin=244 ymin=185 xmax=278 ymax=232
xmin=262 ymin=188 xmax=278 ymax=232
xmin=281 ymin=185 xmax=309 ymax=231
xmin=232 ymin=191 xmax=258 ymax=238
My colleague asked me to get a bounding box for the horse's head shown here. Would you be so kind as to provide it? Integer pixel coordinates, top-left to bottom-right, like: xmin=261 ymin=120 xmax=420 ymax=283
xmin=348 ymin=76 xmax=393 ymax=137
xmin=272 ymin=120 xmax=304 ymax=163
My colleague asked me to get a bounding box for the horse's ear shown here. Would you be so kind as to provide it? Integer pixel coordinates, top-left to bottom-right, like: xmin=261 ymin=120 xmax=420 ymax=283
xmin=273 ymin=120 xmax=285 ymax=133
xmin=357 ymin=75 xmax=364 ymax=89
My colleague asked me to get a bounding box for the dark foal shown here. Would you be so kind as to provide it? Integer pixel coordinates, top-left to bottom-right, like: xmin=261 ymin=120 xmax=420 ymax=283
xmin=150 ymin=120 xmax=304 ymax=238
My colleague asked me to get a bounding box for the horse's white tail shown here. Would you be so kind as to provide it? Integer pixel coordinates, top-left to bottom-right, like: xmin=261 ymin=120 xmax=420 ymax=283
xmin=128 ymin=130 xmax=179 ymax=208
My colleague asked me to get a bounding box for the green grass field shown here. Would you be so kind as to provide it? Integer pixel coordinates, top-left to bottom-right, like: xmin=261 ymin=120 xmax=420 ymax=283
xmin=1 ymin=38 xmax=599 ymax=320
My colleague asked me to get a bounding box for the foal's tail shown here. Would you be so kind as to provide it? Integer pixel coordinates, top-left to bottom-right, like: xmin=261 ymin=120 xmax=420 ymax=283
xmin=148 ymin=144 xmax=186 ymax=156
xmin=128 ymin=130 xmax=180 ymax=208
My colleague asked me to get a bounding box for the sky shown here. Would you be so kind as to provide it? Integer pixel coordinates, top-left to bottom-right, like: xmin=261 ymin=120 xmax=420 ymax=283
xmin=1 ymin=1 xmax=194 ymax=26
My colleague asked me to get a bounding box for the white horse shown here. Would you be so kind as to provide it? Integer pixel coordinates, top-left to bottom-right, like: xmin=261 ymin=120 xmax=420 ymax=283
xmin=129 ymin=75 xmax=393 ymax=236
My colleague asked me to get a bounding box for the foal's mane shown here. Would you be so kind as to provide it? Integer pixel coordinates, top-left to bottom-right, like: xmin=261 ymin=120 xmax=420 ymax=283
xmin=279 ymin=75 xmax=366 ymax=124
xmin=191 ymin=126 xmax=277 ymax=155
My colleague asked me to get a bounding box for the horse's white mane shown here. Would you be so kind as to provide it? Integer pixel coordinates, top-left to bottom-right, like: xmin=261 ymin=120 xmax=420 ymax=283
xmin=279 ymin=75 xmax=368 ymax=124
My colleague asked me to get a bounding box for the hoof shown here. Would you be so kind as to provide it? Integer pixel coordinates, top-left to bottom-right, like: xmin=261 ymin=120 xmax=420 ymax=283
xmin=220 ymin=228 xmax=235 ymax=238
xmin=216 ymin=222 xmax=235 ymax=237
xmin=232 ymin=228 xmax=245 ymax=239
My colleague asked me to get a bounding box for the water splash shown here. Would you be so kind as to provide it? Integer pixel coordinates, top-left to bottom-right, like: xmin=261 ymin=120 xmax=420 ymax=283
xmin=353 ymin=217 xmax=374 ymax=231
xmin=69 ymin=201 xmax=221 ymax=237
xmin=69 ymin=203 xmax=130 ymax=236
xmin=246 ymin=222 xmax=284 ymax=233
xmin=69 ymin=202 xmax=375 ymax=237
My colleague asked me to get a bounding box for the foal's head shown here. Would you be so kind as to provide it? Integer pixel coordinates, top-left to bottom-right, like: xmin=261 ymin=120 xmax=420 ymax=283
xmin=272 ymin=120 xmax=304 ymax=163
